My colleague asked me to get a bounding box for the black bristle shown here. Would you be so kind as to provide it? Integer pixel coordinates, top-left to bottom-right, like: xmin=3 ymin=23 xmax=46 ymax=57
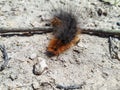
xmin=53 ymin=10 xmax=78 ymax=44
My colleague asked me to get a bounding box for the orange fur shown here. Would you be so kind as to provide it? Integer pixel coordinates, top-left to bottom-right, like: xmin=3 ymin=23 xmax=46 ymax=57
xmin=47 ymin=35 xmax=79 ymax=56
xmin=51 ymin=17 xmax=62 ymax=27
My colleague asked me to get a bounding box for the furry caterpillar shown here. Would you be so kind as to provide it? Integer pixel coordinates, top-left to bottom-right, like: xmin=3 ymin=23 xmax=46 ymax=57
xmin=46 ymin=1 xmax=80 ymax=57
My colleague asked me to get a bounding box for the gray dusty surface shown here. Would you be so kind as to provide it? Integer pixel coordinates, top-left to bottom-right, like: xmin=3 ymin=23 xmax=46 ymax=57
xmin=0 ymin=0 xmax=120 ymax=90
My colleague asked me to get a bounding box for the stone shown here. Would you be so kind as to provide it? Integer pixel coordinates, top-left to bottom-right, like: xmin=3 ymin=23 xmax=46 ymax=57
xmin=32 ymin=81 xmax=40 ymax=89
xmin=29 ymin=53 xmax=37 ymax=60
xmin=33 ymin=57 xmax=48 ymax=75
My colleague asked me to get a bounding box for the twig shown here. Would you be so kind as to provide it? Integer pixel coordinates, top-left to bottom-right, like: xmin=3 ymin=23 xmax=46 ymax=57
xmin=108 ymin=37 xmax=113 ymax=58
xmin=0 ymin=27 xmax=53 ymax=33
xmin=0 ymin=27 xmax=53 ymax=36
xmin=0 ymin=45 xmax=9 ymax=71
xmin=79 ymin=28 xmax=120 ymax=38
xmin=0 ymin=27 xmax=120 ymax=37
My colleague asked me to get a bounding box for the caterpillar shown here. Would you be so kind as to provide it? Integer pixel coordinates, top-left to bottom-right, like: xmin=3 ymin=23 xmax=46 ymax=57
xmin=46 ymin=0 xmax=80 ymax=57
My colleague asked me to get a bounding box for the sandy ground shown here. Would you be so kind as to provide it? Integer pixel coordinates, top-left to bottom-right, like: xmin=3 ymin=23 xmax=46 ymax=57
xmin=0 ymin=0 xmax=120 ymax=90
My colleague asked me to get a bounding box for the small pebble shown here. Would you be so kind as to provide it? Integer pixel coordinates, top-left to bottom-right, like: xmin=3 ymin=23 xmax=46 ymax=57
xmin=97 ymin=8 xmax=107 ymax=16
xmin=97 ymin=8 xmax=102 ymax=16
xmin=116 ymin=22 xmax=120 ymax=26
xmin=32 ymin=81 xmax=40 ymax=89
xmin=103 ymin=11 xmax=107 ymax=16
xmin=73 ymin=49 xmax=80 ymax=54
xmin=9 ymin=74 xmax=18 ymax=81
xmin=33 ymin=57 xmax=48 ymax=75
xmin=77 ymin=42 xmax=82 ymax=47
xmin=45 ymin=23 xmax=51 ymax=26
xmin=29 ymin=53 xmax=37 ymax=60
